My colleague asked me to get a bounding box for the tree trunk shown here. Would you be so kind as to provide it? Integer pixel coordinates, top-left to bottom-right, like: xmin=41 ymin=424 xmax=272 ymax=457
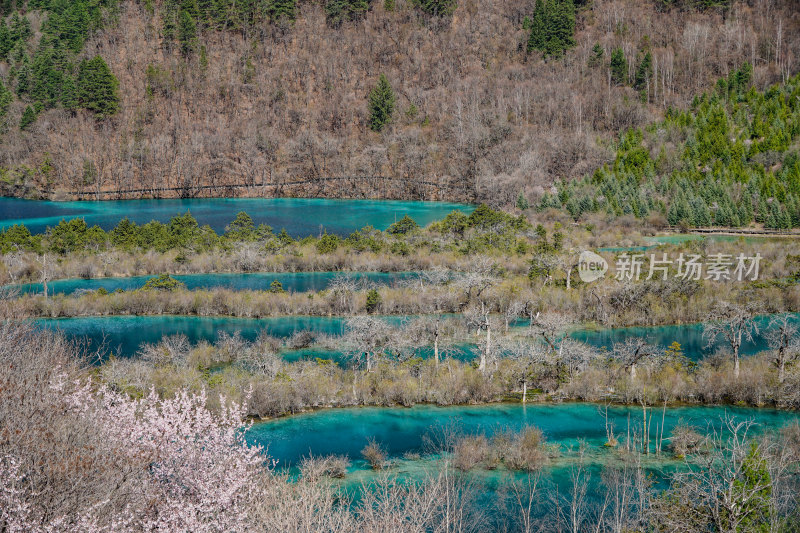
xmin=566 ymin=267 xmax=573 ymax=290
xmin=779 ymin=357 xmax=786 ymax=384
xmin=733 ymin=346 xmax=740 ymax=379
xmin=434 ymin=336 xmax=439 ymax=367
xmin=479 ymin=323 xmax=491 ymax=372
xmin=630 ymin=363 xmax=637 ymax=380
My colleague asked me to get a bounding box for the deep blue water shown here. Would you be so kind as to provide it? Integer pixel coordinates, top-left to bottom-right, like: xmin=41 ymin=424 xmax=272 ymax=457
xmin=0 ymin=197 xmax=472 ymax=236
xmin=8 ymin=271 xmax=419 ymax=296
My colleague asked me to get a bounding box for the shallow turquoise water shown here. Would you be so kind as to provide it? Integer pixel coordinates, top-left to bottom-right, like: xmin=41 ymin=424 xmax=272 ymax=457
xmin=9 ymin=271 xmax=419 ymax=296
xmin=248 ymin=403 xmax=797 ymax=469
xmin=571 ymin=314 xmax=790 ymax=358
xmin=36 ymin=314 xmax=790 ymax=360
xmin=248 ymin=403 xmax=799 ymax=524
xmin=35 ymin=315 xmax=414 ymax=357
xmin=0 ymin=197 xmax=472 ymax=236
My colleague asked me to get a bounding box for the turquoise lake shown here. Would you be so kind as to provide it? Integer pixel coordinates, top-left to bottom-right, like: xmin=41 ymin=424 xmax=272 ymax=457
xmin=0 ymin=197 xmax=472 ymax=236
xmin=8 ymin=271 xmax=419 ymax=296
xmin=248 ymin=403 xmax=799 ymax=522
xmin=34 ymin=314 xmax=789 ymax=360
xmin=249 ymin=403 xmax=797 ymax=469
xmin=570 ymin=314 xmax=792 ymax=358
xmin=34 ymin=315 xmax=413 ymax=357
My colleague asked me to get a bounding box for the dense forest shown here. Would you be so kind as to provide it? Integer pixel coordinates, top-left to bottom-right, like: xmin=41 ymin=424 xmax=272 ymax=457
xmin=0 ymin=0 xmax=797 ymax=204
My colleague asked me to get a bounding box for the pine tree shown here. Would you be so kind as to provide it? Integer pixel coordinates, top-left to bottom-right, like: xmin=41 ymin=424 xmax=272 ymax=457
xmin=61 ymin=75 xmax=78 ymax=112
xmin=588 ymin=43 xmax=603 ymax=67
xmin=178 ymin=9 xmax=197 ymax=55
xmin=0 ymin=78 xmax=12 ymax=119
xmin=30 ymin=45 xmax=63 ymax=108
xmin=15 ymin=56 xmax=31 ymax=97
xmin=527 ymin=0 xmax=545 ymax=53
xmin=634 ymin=50 xmax=653 ymax=101
xmin=9 ymin=13 xmax=30 ymax=43
xmin=690 ymin=197 xmax=711 ymax=226
xmin=19 ymin=104 xmax=36 ymax=130
xmin=527 ymin=0 xmax=575 ymax=59
xmin=0 ymin=21 xmax=11 ymax=60
xmin=368 ymin=73 xmax=395 ymax=132
xmin=414 ymin=0 xmax=457 ymax=17
xmin=162 ymin=0 xmax=179 ymax=45
xmin=545 ymin=0 xmax=575 ymax=59
xmin=365 ymin=289 xmax=381 ymax=313
xmin=265 ymin=0 xmax=297 ymax=22
xmin=325 ymin=0 xmax=370 ymax=27
xmin=610 ymin=47 xmax=627 ymax=85
xmin=180 ymin=0 xmax=200 ymax=19
xmin=76 ymin=55 xmax=120 ymax=117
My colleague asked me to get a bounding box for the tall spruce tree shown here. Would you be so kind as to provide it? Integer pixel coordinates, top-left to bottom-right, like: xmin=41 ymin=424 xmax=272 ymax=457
xmin=19 ymin=104 xmax=36 ymax=129
xmin=368 ymin=73 xmax=395 ymax=132
xmin=178 ymin=8 xmax=197 ymax=55
xmin=610 ymin=47 xmax=627 ymax=85
xmin=61 ymin=75 xmax=78 ymax=112
xmin=634 ymin=50 xmax=653 ymax=101
xmin=0 ymin=78 xmax=12 ymax=124
xmin=527 ymin=0 xmax=545 ymax=53
xmin=15 ymin=56 xmax=31 ymax=97
xmin=76 ymin=55 xmax=120 ymax=117
xmin=527 ymin=0 xmax=575 ymax=59
xmin=162 ymin=0 xmax=179 ymax=45
xmin=0 ymin=21 xmax=11 ymax=60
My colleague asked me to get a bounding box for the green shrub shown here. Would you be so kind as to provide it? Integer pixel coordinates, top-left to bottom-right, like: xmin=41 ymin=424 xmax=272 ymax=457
xmin=387 ymin=215 xmax=419 ymax=235
xmin=316 ymin=232 xmax=340 ymax=253
xmin=142 ymin=274 xmax=185 ymax=291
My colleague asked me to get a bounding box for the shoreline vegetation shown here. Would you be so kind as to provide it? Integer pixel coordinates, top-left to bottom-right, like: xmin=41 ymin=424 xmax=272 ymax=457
xmin=3 ymin=319 xmax=800 ymax=531
xmin=1 ymin=206 xmax=800 ymax=418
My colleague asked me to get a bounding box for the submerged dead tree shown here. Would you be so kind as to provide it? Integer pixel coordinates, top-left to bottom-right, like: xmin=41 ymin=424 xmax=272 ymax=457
xmin=703 ymin=302 xmax=759 ymax=379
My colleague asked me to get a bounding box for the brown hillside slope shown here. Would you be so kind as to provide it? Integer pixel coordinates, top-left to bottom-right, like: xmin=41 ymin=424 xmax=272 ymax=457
xmin=2 ymin=0 xmax=799 ymax=204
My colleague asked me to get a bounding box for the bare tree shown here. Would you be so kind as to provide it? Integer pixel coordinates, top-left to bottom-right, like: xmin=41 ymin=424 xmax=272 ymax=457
xmin=328 ymin=275 xmax=359 ymax=314
xmin=342 ymin=316 xmax=397 ymax=373
xmin=612 ymin=338 xmax=660 ymax=380
xmin=500 ymin=338 xmax=547 ymax=403
xmin=703 ymin=302 xmax=759 ymax=379
xmin=406 ymin=315 xmax=460 ymax=367
xmin=463 ymin=302 xmax=496 ymax=372
xmin=454 ymin=258 xmax=498 ymax=308
xmin=38 ymin=253 xmax=50 ymax=300
xmin=648 ymin=417 xmax=785 ymax=533
xmin=765 ymin=313 xmax=800 ymax=384
xmin=560 ymin=339 xmax=599 ymax=384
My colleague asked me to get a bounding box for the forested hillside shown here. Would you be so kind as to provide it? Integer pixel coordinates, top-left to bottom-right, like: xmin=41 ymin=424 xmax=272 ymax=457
xmin=0 ymin=0 xmax=798 ymax=203
xmin=548 ymin=67 xmax=800 ymax=228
